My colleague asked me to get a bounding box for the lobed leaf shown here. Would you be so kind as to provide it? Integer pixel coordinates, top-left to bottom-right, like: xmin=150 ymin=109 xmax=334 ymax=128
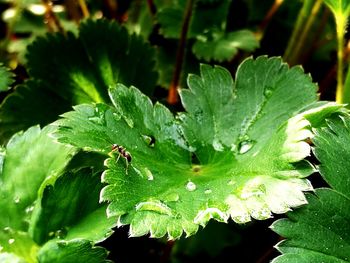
xmin=0 ymin=19 xmax=157 ymax=142
xmin=157 ymin=0 xmax=231 ymax=39
xmin=37 ymin=239 xmax=111 ymax=263
xmin=0 ymin=126 xmax=115 ymax=262
xmin=54 ymin=56 xmax=341 ymax=239
xmin=29 ymin=164 xmax=116 ymax=245
xmin=0 ymin=81 xmax=71 ymax=143
xmin=271 ymin=114 xmax=350 ymax=262
xmin=0 ymin=64 xmax=14 ymax=92
xmin=192 ymin=30 xmax=259 ymax=62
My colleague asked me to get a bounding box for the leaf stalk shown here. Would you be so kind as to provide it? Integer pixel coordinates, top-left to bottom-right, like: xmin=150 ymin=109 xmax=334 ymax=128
xmin=167 ymin=0 xmax=195 ymax=105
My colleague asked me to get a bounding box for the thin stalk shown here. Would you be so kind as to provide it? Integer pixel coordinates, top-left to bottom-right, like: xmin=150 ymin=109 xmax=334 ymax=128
xmin=283 ymin=0 xmax=314 ymax=62
xmin=256 ymin=0 xmax=284 ymax=41
xmin=288 ymin=0 xmax=322 ymax=65
xmin=77 ymin=0 xmax=90 ymax=18
xmin=42 ymin=0 xmax=64 ymax=33
xmin=343 ymin=41 xmax=350 ymax=104
xmin=146 ymin=0 xmax=156 ymax=17
xmin=167 ymin=0 xmax=195 ymax=105
xmin=335 ymin=15 xmax=347 ymax=103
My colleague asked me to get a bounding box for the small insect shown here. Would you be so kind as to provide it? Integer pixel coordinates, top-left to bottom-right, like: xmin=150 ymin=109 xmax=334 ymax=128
xmin=111 ymin=144 xmax=132 ymax=174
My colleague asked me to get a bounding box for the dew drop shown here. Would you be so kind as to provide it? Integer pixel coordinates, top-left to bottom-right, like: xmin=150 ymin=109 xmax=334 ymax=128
xmin=25 ymin=205 xmax=35 ymax=214
xmin=204 ymin=189 xmax=212 ymax=194
xmin=123 ymin=116 xmax=134 ymax=128
xmin=135 ymin=200 xmax=173 ymax=216
xmin=227 ymin=180 xmax=235 ymax=185
xmin=141 ymin=135 xmax=155 ymax=147
xmin=13 ymin=196 xmax=20 ymax=204
xmin=145 ymin=168 xmax=154 ymax=181
xmin=55 ymin=229 xmax=67 ymax=239
xmin=212 ymin=138 xmax=224 ymax=151
xmin=164 ymin=193 xmax=180 ymax=202
xmin=186 ymin=181 xmax=197 ymax=192
xmin=3 ymin=227 xmax=11 ymax=233
xmin=238 ymin=140 xmax=255 ymax=154
xmin=8 ymin=238 xmax=15 ymax=244
xmin=263 ymin=87 xmax=273 ymax=97
xmin=230 ymin=143 xmax=237 ymax=152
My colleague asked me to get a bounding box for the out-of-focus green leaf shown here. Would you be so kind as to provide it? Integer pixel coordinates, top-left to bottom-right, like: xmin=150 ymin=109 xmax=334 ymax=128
xmin=0 ymin=81 xmax=71 ymax=143
xmin=192 ymin=29 xmax=259 ymax=62
xmin=37 ymin=239 xmax=111 ymax=263
xmin=0 ymin=19 xmax=158 ymax=142
xmin=29 ymin=165 xmax=116 ymax=245
xmin=0 ymin=125 xmax=75 ymax=261
xmin=0 ymin=64 xmax=14 ymax=92
xmin=27 ymin=19 xmax=157 ymax=102
xmin=0 ymin=126 xmax=75 ymax=232
xmin=157 ymin=0 xmax=231 ymax=39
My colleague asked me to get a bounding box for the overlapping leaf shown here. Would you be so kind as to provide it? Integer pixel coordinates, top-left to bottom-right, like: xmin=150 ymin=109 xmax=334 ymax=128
xmin=192 ymin=30 xmax=259 ymax=62
xmin=0 ymin=19 xmax=158 ymax=142
xmin=0 ymin=126 xmax=115 ymax=262
xmin=157 ymin=0 xmax=231 ymax=39
xmin=0 ymin=64 xmax=14 ymax=92
xmin=54 ymin=56 xmax=341 ymax=239
xmin=271 ymin=115 xmax=350 ymax=263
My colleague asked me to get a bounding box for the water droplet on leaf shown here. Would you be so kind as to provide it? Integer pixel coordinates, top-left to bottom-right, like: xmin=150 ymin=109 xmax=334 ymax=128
xmin=55 ymin=229 xmax=67 ymax=239
xmin=263 ymin=87 xmax=273 ymax=97
xmin=3 ymin=227 xmax=11 ymax=233
xmin=186 ymin=181 xmax=197 ymax=192
xmin=238 ymin=140 xmax=255 ymax=154
xmin=8 ymin=239 xmax=15 ymax=244
xmin=164 ymin=193 xmax=180 ymax=202
xmin=204 ymin=189 xmax=212 ymax=194
xmin=227 ymin=180 xmax=235 ymax=185
xmin=212 ymin=138 xmax=224 ymax=151
xmin=123 ymin=115 xmax=134 ymax=128
xmin=141 ymin=135 xmax=155 ymax=147
xmin=135 ymin=200 xmax=173 ymax=216
xmin=25 ymin=205 xmax=35 ymax=214
xmin=144 ymin=168 xmax=154 ymax=181
xmin=13 ymin=196 xmax=20 ymax=204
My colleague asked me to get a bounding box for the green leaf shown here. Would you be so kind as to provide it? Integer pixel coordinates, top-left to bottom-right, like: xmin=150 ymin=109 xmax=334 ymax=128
xmin=0 ymin=125 xmax=74 ymax=261
xmin=271 ymin=114 xmax=350 ymax=262
xmin=192 ymin=30 xmax=259 ymax=62
xmin=0 ymin=81 xmax=71 ymax=143
xmin=323 ymin=0 xmax=350 ymax=17
xmin=0 ymin=126 xmax=116 ymax=261
xmin=0 ymin=125 xmax=75 ymax=232
xmin=157 ymin=0 xmax=231 ymax=39
xmin=54 ymin=56 xmax=341 ymax=239
xmin=0 ymin=19 xmax=158 ymax=141
xmin=27 ymin=19 xmax=157 ymax=101
xmin=271 ymin=189 xmax=350 ymax=263
xmin=29 ymin=164 xmax=116 ymax=245
xmin=313 ymin=115 xmax=350 ymax=196
xmin=37 ymin=239 xmax=111 ymax=263
xmin=0 ymin=64 xmax=14 ymax=92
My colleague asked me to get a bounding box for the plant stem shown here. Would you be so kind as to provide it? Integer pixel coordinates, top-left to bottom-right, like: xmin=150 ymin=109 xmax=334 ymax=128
xmin=283 ymin=0 xmax=314 ymax=62
xmin=42 ymin=0 xmax=64 ymax=33
xmin=256 ymin=0 xmax=284 ymax=41
xmin=335 ymin=15 xmax=347 ymax=103
xmin=77 ymin=0 xmax=90 ymax=18
xmin=167 ymin=0 xmax=195 ymax=105
xmin=146 ymin=0 xmax=156 ymax=16
xmin=288 ymin=0 xmax=322 ymax=65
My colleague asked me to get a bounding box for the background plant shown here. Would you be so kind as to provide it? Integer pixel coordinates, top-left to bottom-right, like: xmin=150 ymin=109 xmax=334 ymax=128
xmin=0 ymin=0 xmax=349 ymax=262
